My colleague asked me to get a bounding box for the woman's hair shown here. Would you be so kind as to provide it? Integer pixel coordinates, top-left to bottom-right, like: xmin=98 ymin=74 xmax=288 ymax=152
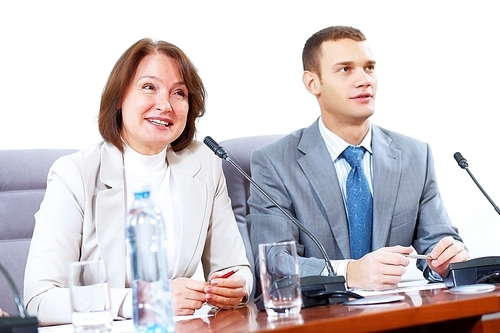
xmin=98 ymin=38 xmax=206 ymax=152
xmin=302 ymin=26 xmax=366 ymax=77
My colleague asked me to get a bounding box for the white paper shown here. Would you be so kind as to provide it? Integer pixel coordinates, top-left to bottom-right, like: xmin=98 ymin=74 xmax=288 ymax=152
xmin=38 ymin=304 xmax=219 ymax=333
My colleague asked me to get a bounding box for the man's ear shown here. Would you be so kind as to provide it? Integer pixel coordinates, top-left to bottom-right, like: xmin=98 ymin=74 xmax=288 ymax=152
xmin=302 ymin=70 xmax=320 ymax=96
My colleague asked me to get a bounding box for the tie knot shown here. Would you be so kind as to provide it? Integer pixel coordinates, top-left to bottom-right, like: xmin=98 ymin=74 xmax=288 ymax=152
xmin=342 ymin=146 xmax=365 ymax=167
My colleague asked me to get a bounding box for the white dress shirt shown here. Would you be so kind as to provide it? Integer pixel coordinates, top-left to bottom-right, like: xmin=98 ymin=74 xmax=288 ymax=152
xmin=318 ymin=118 xmax=373 ymax=283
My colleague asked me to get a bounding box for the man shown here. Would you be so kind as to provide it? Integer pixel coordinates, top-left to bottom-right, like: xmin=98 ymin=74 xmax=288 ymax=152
xmin=247 ymin=26 xmax=469 ymax=291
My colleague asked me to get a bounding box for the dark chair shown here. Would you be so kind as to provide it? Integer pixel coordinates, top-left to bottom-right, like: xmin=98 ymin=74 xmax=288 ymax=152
xmin=0 ymin=149 xmax=76 ymax=315
xmin=219 ymin=135 xmax=283 ymax=299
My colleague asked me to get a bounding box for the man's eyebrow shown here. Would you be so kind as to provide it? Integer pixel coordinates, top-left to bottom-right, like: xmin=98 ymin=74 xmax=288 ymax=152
xmin=333 ymin=60 xmax=377 ymax=67
xmin=333 ymin=61 xmax=355 ymax=67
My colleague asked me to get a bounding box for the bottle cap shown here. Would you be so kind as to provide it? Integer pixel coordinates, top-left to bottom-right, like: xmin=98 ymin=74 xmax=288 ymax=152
xmin=132 ymin=182 xmax=151 ymax=194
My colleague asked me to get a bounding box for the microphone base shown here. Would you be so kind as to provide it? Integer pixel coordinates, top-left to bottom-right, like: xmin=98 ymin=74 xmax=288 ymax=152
xmin=255 ymin=275 xmax=361 ymax=310
xmin=301 ymin=275 xmax=357 ymax=308
xmin=0 ymin=316 xmax=38 ymax=333
xmin=444 ymin=256 xmax=500 ymax=287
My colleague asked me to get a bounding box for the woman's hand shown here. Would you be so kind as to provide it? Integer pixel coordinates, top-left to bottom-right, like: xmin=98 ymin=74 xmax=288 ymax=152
xmin=0 ymin=307 xmax=9 ymax=317
xmin=204 ymin=272 xmax=247 ymax=309
xmin=170 ymin=277 xmax=209 ymax=315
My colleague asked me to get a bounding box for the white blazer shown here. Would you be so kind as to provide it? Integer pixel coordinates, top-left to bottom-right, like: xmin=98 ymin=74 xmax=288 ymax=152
xmin=24 ymin=140 xmax=252 ymax=325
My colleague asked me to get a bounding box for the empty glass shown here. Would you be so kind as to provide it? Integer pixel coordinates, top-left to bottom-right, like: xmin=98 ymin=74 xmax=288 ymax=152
xmin=69 ymin=260 xmax=113 ymax=333
xmin=259 ymin=241 xmax=302 ymax=317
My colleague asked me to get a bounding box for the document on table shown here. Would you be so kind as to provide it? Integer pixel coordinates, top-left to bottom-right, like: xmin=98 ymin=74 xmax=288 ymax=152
xmin=352 ymin=279 xmax=446 ymax=297
xmin=38 ymin=304 xmax=219 ymax=333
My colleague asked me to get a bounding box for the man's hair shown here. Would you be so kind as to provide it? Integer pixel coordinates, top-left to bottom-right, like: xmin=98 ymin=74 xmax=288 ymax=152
xmin=98 ymin=38 xmax=206 ymax=152
xmin=302 ymin=26 xmax=366 ymax=76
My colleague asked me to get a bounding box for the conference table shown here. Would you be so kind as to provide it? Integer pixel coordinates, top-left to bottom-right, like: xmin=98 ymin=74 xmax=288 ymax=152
xmin=174 ymin=281 xmax=500 ymax=333
xmin=40 ymin=281 xmax=500 ymax=333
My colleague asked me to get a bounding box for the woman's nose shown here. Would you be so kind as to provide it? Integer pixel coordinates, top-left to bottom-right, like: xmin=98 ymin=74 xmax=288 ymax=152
xmin=155 ymin=95 xmax=173 ymax=112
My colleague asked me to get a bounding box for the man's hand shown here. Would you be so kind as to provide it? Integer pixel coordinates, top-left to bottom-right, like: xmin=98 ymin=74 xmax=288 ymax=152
xmin=428 ymin=236 xmax=469 ymax=276
xmin=346 ymin=245 xmax=413 ymax=290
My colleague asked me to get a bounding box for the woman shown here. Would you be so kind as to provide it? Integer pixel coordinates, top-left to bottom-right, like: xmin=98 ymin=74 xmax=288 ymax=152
xmin=23 ymin=38 xmax=252 ymax=326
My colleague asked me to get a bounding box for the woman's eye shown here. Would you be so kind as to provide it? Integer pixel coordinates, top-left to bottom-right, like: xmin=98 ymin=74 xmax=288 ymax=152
xmin=143 ymin=84 xmax=155 ymax=90
xmin=173 ymin=90 xmax=187 ymax=98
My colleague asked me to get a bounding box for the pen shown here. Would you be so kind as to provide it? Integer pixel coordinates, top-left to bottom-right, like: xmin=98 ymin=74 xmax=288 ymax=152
xmin=219 ymin=269 xmax=239 ymax=279
xmin=405 ymin=254 xmax=432 ymax=260
xmin=209 ymin=269 xmax=239 ymax=285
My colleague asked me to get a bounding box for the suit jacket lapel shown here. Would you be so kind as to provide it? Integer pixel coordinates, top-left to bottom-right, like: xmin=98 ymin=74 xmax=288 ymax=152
xmin=371 ymin=125 xmax=401 ymax=249
xmin=297 ymin=122 xmax=351 ymax=258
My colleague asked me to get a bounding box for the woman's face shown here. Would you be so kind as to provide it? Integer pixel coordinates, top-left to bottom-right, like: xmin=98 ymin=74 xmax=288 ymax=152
xmin=120 ymin=52 xmax=189 ymax=155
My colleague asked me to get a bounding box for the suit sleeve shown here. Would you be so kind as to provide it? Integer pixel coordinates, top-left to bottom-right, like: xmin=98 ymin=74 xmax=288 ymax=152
xmin=411 ymin=143 xmax=465 ymax=278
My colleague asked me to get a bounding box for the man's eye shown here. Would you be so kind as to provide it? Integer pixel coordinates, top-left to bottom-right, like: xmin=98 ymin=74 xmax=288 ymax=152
xmin=340 ymin=67 xmax=350 ymax=72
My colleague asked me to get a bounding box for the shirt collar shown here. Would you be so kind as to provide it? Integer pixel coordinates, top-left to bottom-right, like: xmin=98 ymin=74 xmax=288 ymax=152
xmin=318 ymin=117 xmax=373 ymax=161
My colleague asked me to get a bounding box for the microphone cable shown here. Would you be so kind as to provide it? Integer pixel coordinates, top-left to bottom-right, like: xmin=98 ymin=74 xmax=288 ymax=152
xmin=0 ymin=261 xmax=27 ymax=318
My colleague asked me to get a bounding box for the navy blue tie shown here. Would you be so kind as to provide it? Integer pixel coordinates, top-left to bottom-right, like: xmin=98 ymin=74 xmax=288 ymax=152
xmin=342 ymin=146 xmax=372 ymax=259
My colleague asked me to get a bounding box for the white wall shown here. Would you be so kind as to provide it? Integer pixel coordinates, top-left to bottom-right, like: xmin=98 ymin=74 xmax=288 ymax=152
xmin=1 ymin=0 xmax=499 ymax=260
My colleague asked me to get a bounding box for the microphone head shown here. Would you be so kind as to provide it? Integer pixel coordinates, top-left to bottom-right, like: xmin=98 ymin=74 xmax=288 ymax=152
xmin=454 ymin=152 xmax=468 ymax=169
xmin=203 ymin=136 xmax=228 ymax=159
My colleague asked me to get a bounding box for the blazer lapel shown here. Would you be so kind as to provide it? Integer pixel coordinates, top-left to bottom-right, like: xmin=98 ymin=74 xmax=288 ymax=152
xmin=95 ymin=142 xmax=127 ymax=287
xmin=371 ymin=126 xmax=401 ymax=249
xmin=297 ymin=122 xmax=351 ymax=258
xmin=166 ymin=146 xmax=207 ymax=277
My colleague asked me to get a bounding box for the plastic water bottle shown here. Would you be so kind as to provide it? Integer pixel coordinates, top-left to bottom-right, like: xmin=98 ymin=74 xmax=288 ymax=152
xmin=126 ymin=183 xmax=175 ymax=333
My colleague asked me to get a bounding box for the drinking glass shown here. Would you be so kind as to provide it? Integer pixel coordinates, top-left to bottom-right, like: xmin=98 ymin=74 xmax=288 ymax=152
xmin=69 ymin=260 xmax=113 ymax=333
xmin=258 ymin=241 xmax=302 ymax=316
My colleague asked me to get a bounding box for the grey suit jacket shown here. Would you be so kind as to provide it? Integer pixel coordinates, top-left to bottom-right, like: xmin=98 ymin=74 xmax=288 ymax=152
xmin=248 ymin=119 xmax=462 ymax=279
xmin=24 ymin=141 xmax=252 ymax=325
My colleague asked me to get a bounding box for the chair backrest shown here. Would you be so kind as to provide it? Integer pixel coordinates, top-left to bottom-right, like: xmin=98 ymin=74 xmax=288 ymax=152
xmin=219 ymin=135 xmax=283 ymax=299
xmin=0 ymin=149 xmax=76 ymax=315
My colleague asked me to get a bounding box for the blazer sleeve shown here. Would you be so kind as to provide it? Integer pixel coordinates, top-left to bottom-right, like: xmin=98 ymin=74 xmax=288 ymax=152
xmin=24 ymin=156 xmax=87 ymax=325
xmin=24 ymin=155 xmax=129 ymax=325
xmin=199 ymin=148 xmax=253 ymax=297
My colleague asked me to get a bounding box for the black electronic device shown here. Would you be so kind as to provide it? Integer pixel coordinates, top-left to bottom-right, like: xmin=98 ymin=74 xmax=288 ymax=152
xmin=444 ymin=256 xmax=500 ymax=287
xmin=0 ymin=317 xmax=38 ymax=333
xmin=0 ymin=262 xmax=38 ymax=333
xmin=444 ymin=152 xmax=500 ymax=287
xmin=203 ymin=136 xmax=363 ymax=308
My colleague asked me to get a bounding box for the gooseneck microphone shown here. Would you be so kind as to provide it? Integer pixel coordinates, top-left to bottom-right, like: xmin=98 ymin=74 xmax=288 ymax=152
xmin=0 ymin=262 xmax=38 ymax=332
xmin=204 ymin=136 xmax=335 ymax=275
xmin=443 ymin=153 xmax=500 ymax=288
xmin=453 ymin=152 xmax=500 ymax=215
xmin=204 ymin=136 xmax=362 ymax=308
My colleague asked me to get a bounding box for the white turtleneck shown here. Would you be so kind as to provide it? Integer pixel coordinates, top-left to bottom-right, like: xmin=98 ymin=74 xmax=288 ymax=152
xmin=123 ymin=143 xmax=179 ymax=278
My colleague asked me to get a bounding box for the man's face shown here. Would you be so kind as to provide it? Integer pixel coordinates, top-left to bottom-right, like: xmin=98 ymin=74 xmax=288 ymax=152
xmin=314 ymin=39 xmax=377 ymax=128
